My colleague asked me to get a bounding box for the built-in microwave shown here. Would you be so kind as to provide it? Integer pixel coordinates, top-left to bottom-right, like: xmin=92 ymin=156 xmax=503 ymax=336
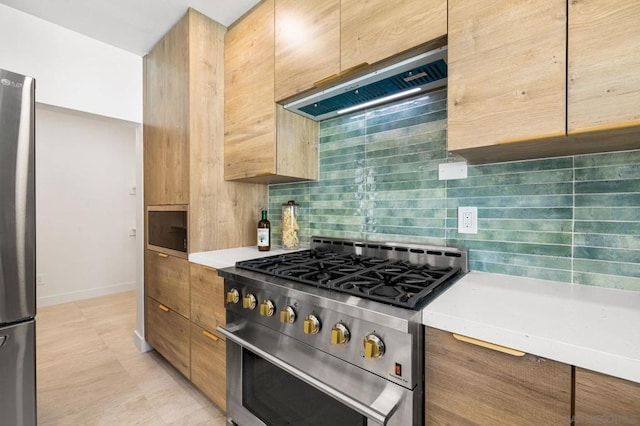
xmin=146 ymin=205 xmax=188 ymax=258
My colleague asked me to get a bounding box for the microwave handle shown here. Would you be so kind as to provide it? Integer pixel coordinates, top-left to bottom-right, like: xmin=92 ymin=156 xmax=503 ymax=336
xmin=217 ymin=325 xmax=399 ymax=425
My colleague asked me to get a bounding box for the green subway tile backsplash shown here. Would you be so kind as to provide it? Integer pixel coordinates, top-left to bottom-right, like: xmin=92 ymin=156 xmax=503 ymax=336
xmin=268 ymin=89 xmax=640 ymax=291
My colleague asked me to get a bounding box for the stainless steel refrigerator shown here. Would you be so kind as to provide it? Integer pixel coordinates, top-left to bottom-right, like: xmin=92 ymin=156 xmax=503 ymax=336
xmin=0 ymin=68 xmax=37 ymax=426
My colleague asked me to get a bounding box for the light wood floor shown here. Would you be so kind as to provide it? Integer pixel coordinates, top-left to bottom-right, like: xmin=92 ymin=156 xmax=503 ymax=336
xmin=37 ymin=291 xmax=227 ymax=425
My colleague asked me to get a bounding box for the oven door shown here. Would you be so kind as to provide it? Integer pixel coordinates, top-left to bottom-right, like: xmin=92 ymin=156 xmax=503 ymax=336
xmin=217 ymin=319 xmax=417 ymax=426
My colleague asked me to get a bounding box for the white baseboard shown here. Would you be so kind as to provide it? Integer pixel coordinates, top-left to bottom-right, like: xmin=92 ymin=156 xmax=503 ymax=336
xmin=133 ymin=330 xmax=153 ymax=353
xmin=36 ymin=281 xmax=136 ymax=307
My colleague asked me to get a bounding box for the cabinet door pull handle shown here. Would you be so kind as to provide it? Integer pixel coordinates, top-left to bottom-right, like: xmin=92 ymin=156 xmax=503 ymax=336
xmin=453 ymin=333 xmax=525 ymax=357
xmin=313 ymin=73 xmax=340 ymax=88
xmin=158 ymin=304 xmax=170 ymax=312
xmin=157 ymin=253 xmax=169 ymax=258
xmin=202 ymin=330 xmax=220 ymax=342
xmin=498 ymin=131 xmax=566 ymax=145
xmin=339 ymin=62 xmax=369 ymax=78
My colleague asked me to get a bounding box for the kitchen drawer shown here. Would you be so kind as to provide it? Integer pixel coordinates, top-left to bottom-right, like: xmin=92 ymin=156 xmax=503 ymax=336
xmin=145 ymin=249 xmax=189 ymax=318
xmin=190 ymin=263 xmax=225 ymax=332
xmin=145 ymin=296 xmax=190 ymax=378
xmin=190 ymin=323 xmax=226 ymax=411
xmin=425 ymin=326 xmax=571 ymax=425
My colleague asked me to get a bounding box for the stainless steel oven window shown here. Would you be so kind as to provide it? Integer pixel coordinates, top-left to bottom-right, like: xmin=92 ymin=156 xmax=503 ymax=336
xmin=242 ymin=349 xmax=366 ymax=426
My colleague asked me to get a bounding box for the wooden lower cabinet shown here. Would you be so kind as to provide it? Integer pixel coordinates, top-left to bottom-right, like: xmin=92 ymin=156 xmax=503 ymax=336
xmin=191 ymin=323 xmax=226 ymax=411
xmin=190 ymin=264 xmax=225 ymax=332
xmin=574 ymin=368 xmax=640 ymax=425
xmin=145 ymin=296 xmax=190 ymax=378
xmin=424 ymin=327 xmax=571 ymax=425
xmin=145 ymin=250 xmax=190 ymax=317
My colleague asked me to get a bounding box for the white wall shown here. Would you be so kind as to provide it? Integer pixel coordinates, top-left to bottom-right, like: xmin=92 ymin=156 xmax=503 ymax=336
xmin=0 ymin=3 xmax=142 ymax=123
xmin=35 ymin=105 xmax=138 ymax=306
xmin=0 ymin=4 xmax=146 ymax=346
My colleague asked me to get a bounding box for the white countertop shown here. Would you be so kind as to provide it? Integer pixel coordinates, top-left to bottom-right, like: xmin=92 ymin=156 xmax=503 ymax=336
xmin=188 ymin=246 xmax=303 ymax=270
xmin=189 ymin=248 xmax=640 ymax=383
xmin=423 ymin=271 xmax=640 ymax=383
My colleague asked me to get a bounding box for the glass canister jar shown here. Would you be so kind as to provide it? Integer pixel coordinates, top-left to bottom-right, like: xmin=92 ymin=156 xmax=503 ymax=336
xmin=281 ymin=200 xmax=300 ymax=249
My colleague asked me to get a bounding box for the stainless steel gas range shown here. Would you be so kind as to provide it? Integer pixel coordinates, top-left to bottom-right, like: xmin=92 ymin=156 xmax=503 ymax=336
xmin=217 ymin=237 xmax=468 ymax=426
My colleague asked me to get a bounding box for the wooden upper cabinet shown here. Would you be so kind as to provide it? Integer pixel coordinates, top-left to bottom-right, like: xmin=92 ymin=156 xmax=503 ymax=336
xmin=225 ymin=0 xmax=276 ymax=182
xmin=425 ymin=327 xmax=572 ymax=425
xmin=274 ymin=0 xmax=340 ymax=101
xmin=574 ymin=367 xmax=640 ymax=425
xmin=341 ymin=0 xmax=447 ymax=71
xmin=447 ymin=0 xmax=566 ymax=157
xmin=143 ymin=15 xmax=189 ymax=206
xmin=225 ymin=0 xmax=319 ymax=184
xmin=568 ymin=1 xmax=640 ymax=133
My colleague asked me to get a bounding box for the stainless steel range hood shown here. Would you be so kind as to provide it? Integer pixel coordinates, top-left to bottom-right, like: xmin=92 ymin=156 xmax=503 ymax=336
xmin=283 ymin=46 xmax=447 ymax=121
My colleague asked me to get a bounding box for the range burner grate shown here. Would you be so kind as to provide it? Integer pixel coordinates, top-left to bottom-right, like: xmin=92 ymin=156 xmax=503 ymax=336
xmin=236 ymin=248 xmax=462 ymax=309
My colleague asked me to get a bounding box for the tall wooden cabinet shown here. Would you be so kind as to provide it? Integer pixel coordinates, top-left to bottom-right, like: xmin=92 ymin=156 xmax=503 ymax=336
xmin=424 ymin=327 xmax=572 ymax=425
xmin=225 ymin=0 xmax=319 ymax=184
xmin=143 ymin=13 xmax=190 ymax=206
xmin=143 ymin=8 xmax=267 ymax=410
xmin=144 ymin=8 xmax=266 ymax=252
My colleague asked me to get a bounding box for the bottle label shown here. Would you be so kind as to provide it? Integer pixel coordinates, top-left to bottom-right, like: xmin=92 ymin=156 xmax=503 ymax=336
xmin=257 ymin=228 xmax=270 ymax=247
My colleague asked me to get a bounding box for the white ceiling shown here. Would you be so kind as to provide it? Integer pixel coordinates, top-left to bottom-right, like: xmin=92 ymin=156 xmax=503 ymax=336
xmin=0 ymin=0 xmax=261 ymax=56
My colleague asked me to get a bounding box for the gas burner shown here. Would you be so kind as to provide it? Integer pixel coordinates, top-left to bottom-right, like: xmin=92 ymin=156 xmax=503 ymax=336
xmin=235 ymin=240 xmax=467 ymax=310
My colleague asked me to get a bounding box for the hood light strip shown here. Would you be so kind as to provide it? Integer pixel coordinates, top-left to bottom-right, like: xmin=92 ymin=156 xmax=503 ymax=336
xmin=336 ymin=87 xmax=422 ymax=115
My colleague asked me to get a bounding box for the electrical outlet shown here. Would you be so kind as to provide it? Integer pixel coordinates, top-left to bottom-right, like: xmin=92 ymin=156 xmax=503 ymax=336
xmin=458 ymin=207 xmax=478 ymax=234
xmin=37 ymin=273 xmax=45 ymax=286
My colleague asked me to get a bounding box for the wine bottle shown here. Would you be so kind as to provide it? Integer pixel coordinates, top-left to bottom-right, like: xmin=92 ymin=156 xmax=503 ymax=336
xmin=257 ymin=210 xmax=271 ymax=251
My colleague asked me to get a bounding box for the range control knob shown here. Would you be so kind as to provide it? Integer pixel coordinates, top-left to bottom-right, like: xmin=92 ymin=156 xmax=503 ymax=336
xmin=363 ymin=334 xmax=385 ymax=359
xmin=226 ymin=289 xmax=240 ymax=304
xmin=331 ymin=323 xmax=350 ymax=345
xmin=303 ymin=314 xmax=321 ymax=335
xmin=279 ymin=306 xmax=296 ymax=324
xmin=242 ymin=294 xmax=257 ymax=310
xmin=259 ymin=300 xmax=275 ymax=317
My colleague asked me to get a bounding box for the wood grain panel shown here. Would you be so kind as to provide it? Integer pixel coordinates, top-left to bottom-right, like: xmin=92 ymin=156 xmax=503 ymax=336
xmin=145 ymin=250 xmax=190 ymax=318
xmin=143 ymin=14 xmax=189 ymax=206
xmin=275 ymin=0 xmax=340 ymax=101
xmin=224 ymin=0 xmax=319 ymax=184
xmin=190 ymin=323 xmax=226 ymax=411
xmin=190 ymin=264 xmax=225 ymax=332
xmin=186 ymin=9 xmax=224 ymax=254
xmin=275 ymin=104 xmax=318 ymax=182
xmin=424 ymin=327 xmax=571 ymax=425
xmin=568 ymin=0 xmax=640 ymax=131
xmin=574 ymin=367 xmax=640 ymax=425
xmin=447 ymin=0 xmax=566 ymax=152
xmin=188 ymin=9 xmax=267 ymax=248
xmin=224 ymin=0 xmax=277 ymax=181
xmin=341 ymin=0 xmax=446 ymax=71
xmin=145 ymin=296 xmax=190 ymax=378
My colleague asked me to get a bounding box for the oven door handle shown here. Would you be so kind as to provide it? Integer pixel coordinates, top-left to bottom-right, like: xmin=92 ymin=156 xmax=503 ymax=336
xmin=217 ymin=325 xmax=399 ymax=425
